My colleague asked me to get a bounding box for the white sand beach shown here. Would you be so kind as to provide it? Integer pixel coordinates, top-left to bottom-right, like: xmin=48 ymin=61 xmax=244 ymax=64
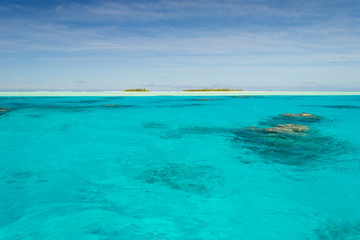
xmin=0 ymin=91 xmax=360 ymax=97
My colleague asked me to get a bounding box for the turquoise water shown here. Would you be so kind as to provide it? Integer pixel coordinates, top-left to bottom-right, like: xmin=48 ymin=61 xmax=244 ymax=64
xmin=0 ymin=96 xmax=360 ymax=239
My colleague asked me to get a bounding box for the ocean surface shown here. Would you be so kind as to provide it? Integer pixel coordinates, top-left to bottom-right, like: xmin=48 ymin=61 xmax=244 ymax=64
xmin=0 ymin=95 xmax=360 ymax=240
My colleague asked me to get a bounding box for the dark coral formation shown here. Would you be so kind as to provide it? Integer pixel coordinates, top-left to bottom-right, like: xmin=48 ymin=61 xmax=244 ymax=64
xmin=264 ymin=124 xmax=309 ymax=133
xmin=26 ymin=114 xmax=42 ymax=118
xmin=299 ymin=105 xmax=360 ymax=109
xmin=0 ymin=170 xmax=46 ymax=184
xmin=0 ymin=107 xmax=12 ymax=116
xmin=164 ymin=103 xmax=205 ymax=108
xmin=136 ymin=164 xmax=222 ymax=195
xmin=102 ymin=104 xmax=134 ymax=108
xmin=322 ymin=105 xmax=360 ymax=109
xmin=280 ymin=112 xmax=317 ymax=117
xmin=0 ymin=97 xmax=24 ymax=100
xmin=231 ymin=126 xmax=347 ymax=166
xmin=186 ymin=98 xmax=223 ymax=101
xmin=259 ymin=113 xmax=324 ymax=126
xmin=57 ymin=99 xmax=108 ymax=104
xmin=0 ymin=107 xmax=9 ymax=113
xmin=157 ymin=111 xmax=349 ymax=166
xmin=243 ymin=124 xmax=309 ymax=135
xmin=232 ymin=112 xmax=349 ymax=165
xmin=314 ymin=220 xmax=360 ymax=240
xmin=142 ymin=122 xmax=168 ymax=129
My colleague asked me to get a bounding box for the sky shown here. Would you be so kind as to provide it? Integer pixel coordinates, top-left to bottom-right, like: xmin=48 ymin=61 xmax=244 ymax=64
xmin=0 ymin=0 xmax=359 ymax=91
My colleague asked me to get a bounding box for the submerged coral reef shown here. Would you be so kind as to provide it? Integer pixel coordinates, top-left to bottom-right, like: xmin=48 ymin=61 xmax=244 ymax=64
xmin=136 ymin=163 xmax=223 ymax=195
xmin=259 ymin=112 xmax=324 ymax=126
xmin=314 ymin=220 xmax=360 ymax=240
xmin=280 ymin=112 xmax=316 ymax=117
xmin=0 ymin=107 xmax=12 ymax=116
xmin=265 ymin=124 xmax=309 ymax=133
xmin=154 ymin=111 xmax=349 ymax=166
xmin=247 ymin=124 xmax=310 ymax=134
xmin=233 ymin=112 xmax=350 ymax=165
xmin=232 ymin=126 xmax=345 ymax=166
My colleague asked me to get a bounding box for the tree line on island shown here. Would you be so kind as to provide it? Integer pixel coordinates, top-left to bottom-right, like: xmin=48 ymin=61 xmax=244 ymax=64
xmin=123 ymin=88 xmax=150 ymax=92
xmin=123 ymin=88 xmax=243 ymax=92
xmin=182 ymin=88 xmax=243 ymax=92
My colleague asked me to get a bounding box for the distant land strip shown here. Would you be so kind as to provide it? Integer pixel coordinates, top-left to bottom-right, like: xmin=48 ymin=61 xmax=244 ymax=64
xmin=123 ymin=88 xmax=149 ymax=92
xmin=182 ymin=88 xmax=243 ymax=92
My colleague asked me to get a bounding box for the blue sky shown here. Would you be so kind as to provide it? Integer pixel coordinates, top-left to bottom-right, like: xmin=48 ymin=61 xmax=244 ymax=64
xmin=0 ymin=0 xmax=359 ymax=91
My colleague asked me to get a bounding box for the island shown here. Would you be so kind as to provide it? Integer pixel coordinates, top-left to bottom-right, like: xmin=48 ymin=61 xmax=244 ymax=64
xmin=123 ymin=88 xmax=150 ymax=92
xmin=182 ymin=88 xmax=243 ymax=92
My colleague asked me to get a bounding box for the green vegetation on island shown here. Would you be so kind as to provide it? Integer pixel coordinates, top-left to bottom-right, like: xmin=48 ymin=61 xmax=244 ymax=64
xmin=182 ymin=88 xmax=243 ymax=92
xmin=123 ymin=88 xmax=149 ymax=92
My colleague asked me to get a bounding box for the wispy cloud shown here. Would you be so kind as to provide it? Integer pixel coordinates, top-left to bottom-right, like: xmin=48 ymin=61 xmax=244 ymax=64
xmin=0 ymin=0 xmax=359 ymax=90
xmin=1 ymin=21 xmax=359 ymax=67
xmin=1 ymin=1 xmax=358 ymax=51
xmin=51 ymin=0 xmax=303 ymax=22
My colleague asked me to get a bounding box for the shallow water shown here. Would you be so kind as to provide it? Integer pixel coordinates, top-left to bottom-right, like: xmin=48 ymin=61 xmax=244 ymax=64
xmin=0 ymin=96 xmax=360 ymax=239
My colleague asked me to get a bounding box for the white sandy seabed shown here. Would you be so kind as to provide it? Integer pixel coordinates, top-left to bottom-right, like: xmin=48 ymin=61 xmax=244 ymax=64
xmin=0 ymin=91 xmax=360 ymax=97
